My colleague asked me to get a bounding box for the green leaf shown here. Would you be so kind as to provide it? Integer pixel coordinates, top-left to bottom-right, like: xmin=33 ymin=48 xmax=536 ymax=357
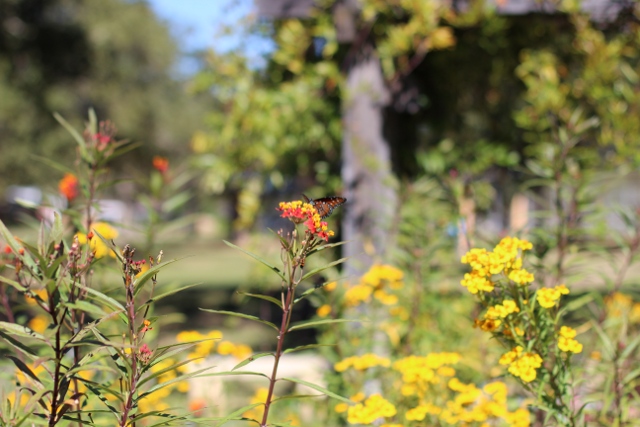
xmin=81 ymin=286 xmax=125 ymax=311
xmin=0 ymin=322 xmax=47 ymax=342
xmin=0 ymin=330 xmax=39 ymax=357
xmin=223 ymin=240 xmax=285 ymax=280
xmin=162 ymin=192 xmax=192 ymax=213
xmin=138 ymin=283 xmax=202 ymax=311
xmin=306 ymin=240 xmax=347 ymax=256
xmin=279 ymin=377 xmax=351 ymax=403
xmin=0 ymin=219 xmax=37 ymax=270
xmin=237 ymin=291 xmax=283 ymax=309
xmin=63 ymin=300 xmax=107 ymax=318
xmin=137 ymin=366 xmax=214 ymax=401
xmin=232 ymin=352 xmax=274 ymax=371
xmin=213 ymin=402 xmax=263 ymax=426
xmin=0 ymin=276 xmax=27 ymax=292
xmin=53 ymin=112 xmax=88 ymax=159
xmin=199 ymin=309 xmax=279 ymax=332
xmin=6 ymin=356 xmax=42 ymax=385
xmin=134 ymin=257 xmax=190 ymax=296
xmin=288 ymin=318 xmax=363 ymax=332
xmin=283 ymin=344 xmax=335 ymax=354
xmin=300 ymin=257 xmax=347 ymax=281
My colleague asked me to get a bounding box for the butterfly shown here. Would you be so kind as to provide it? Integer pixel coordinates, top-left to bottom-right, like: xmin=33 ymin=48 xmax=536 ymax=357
xmin=302 ymin=194 xmax=346 ymax=219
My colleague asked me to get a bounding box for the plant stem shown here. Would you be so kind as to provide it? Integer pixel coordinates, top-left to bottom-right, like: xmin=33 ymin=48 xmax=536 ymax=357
xmin=260 ymin=274 xmax=296 ymax=426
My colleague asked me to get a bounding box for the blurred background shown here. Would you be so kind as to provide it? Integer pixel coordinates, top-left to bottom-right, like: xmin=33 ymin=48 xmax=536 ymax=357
xmin=1 ymin=0 xmax=640 ymax=350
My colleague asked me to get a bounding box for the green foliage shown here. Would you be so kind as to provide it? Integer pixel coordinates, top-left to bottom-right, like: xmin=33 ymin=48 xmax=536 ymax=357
xmin=0 ymin=0 xmax=205 ymax=193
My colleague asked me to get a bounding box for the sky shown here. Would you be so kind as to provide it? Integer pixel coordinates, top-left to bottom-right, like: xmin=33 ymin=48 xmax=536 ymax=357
xmin=148 ymin=0 xmax=251 ymax=51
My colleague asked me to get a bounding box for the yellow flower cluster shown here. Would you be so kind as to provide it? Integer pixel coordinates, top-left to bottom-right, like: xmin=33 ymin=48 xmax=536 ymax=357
xmin=347 ymin=394 xmax=397 ymax=424
xmin=76 ymin=222 xmax=119 ymax=258
xmin=499 ymin=346 xmax=543 ymax=382
xmin=461 ymin=237 xmax=534 ymax=294
xmin=344 ymin=264 xmax=404 ymax=307
xmin=438 ymin=380 xmax=530 ymax=425
xmin=605 ymin=292 xmax=640 ymax=323
xmin=175 ymin=330 xmax=252 ymax=362
xmin=334 ymin=353 xmax=391 ymax=372
xmin=138 ymin=357 xmax=187 ymax=413
xmin=485 ymin=300 xmax=520 ymax=319
xmin=558 ymin=326 xmax=583 ymax=353
xmin=536 ymin=284 xmax=570 ymax=308
xmin=393 ymin=353 xmax=461 ymax=396
xmin=243 ymin=387 xmax=270 ymax=420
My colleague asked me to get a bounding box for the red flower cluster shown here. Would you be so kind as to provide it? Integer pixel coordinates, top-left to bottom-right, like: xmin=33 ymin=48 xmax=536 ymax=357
xmin=277 ymin=200 xmax=335 ymax=241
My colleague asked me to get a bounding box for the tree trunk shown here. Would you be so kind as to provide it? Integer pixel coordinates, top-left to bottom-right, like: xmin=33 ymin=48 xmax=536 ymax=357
xmin=341 ymin=44 xmax=397 ymax=276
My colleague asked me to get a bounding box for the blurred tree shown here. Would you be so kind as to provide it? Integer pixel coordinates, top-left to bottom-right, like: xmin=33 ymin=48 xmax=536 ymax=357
xmin=0 ymin=0 xmax=206 ymax=194
xmin=192 ymin=0 xmax=639 ymax=264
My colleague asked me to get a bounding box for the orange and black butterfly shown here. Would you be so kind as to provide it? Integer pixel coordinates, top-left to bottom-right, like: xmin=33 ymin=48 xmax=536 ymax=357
xmin=302 ymin=194 xmax=346 ymax=219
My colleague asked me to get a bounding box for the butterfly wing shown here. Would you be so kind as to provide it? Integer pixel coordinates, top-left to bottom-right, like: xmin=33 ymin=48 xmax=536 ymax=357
xmin=313 ymin=196 xmax=346 ymax=219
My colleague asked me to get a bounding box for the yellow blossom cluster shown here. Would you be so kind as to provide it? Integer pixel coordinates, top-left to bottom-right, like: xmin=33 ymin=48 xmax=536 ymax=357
xmin=138 ymin=357 xmax=187 ymax=413
xmin=175 ymin=330 xmax=252 ymax=362
xmin=536 ymin=284 xmax=570 ymax=308
xmin=344 ymin=264 xmax=404 ymax=307
xmin=499 ymin=346 xmax=543 ymax=382
xmin=461 ymin=237 xmax=534 ymax=294
xmin=243 ymin=387 xmax=270 ymax=421
xmin=76 ymin=222 xmax=119 ymax=258
xmin=558 ymin=326 xmax=583 ymax=353
xmin=485 ymin=300 xmax=520 ymax=319
xmin=334 ymin=353 xmax=391 ymax=372
xmin=605 ymin=292 xmax=640 ymax=323
xmin=346 ymin=394 xmax=397 ymax=424
xmin=393 ymin=353 xmax=461 ymax=396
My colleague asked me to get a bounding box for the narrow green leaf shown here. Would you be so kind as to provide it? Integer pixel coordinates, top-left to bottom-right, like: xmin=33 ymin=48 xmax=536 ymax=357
xmin=137 ymin=366 xmax=214 ymax=401
xmin=134 ymin=257 xmax=190 ymax=296
xmin=0 ymin=322 xmax=47 ymax=341
xmin=232 ymin=352 xmax=274 ymax=371
xmin=81 ymin=286 xmax=125 ymax=311
xmin=138 ymin=283 xmax=202 ymax=310
xmin=200 ymin=309 xmax=279 ymax=332
xmin=283 ymin=344 xmax=335 ymax=354
xmin=30 ymin=154 xmax=74 ymax=176
xmin=223 ymin=240 xmax=285 ymax=280
xmin=300 ymin=257 xmax=348 ymax=282
xmin=6 ymin=356 xmax=42 ymax=385
xmin=50 ymin=212 xmax=64 ymax=245
xmin=0 ymin=276 xmax=27 ymax=292
xmin=0 ymin=219 xmax=37 ymax=270
xmin=306 ymin=240 xmax=348 ymax=256
xmin=213 ymin=402 xmax=262 ymax=426
xmin=53 ymin=112 xmax=88 ymax=158
xmin=288 ymin=318 xmax=363 ymax=332
xmin=237 ymin=291 xmax=283 ymax=308
xmin=63 ymin=300 xmax=107 ymax=317
xmin=0 ymin=330 xmax=39 ymax=357
xmin=279 ymin=377 xmax=351 ymax=404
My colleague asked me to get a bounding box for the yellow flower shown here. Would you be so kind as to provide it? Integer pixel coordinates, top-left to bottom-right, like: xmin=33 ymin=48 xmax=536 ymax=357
xmin=558 ymin=326 xmax=582 ymax=353
xmin=232 ymin=344 xmax=253 ymax=360
xmin=536 ymin=284 xmax=570 ymax=308
xmin=499 ymin=347 xmax=542 ymax=383
xmin=485 ymin=300 xmax=520 ymax=319
xmin=76 ymin=222 xmax=119 ymax=258
xmin=334 ymin=403 xmax=349 ymax=413
xmin=216 ymin=340 xmax=236 ymax=355
xmin=347 ymin=394 xmax=396 ymax=424
xmin=28 ymin=314 xmax=49 ymax=333
xmin=334 ymin=354 xmax=391 ymax=372
xmin=324 ymin=281 xmax=337 ymax=291
xmin=25 ymin=289 xmax=47 ymax=306
xmin=316 ymin=304 xmax=331 ymax=318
